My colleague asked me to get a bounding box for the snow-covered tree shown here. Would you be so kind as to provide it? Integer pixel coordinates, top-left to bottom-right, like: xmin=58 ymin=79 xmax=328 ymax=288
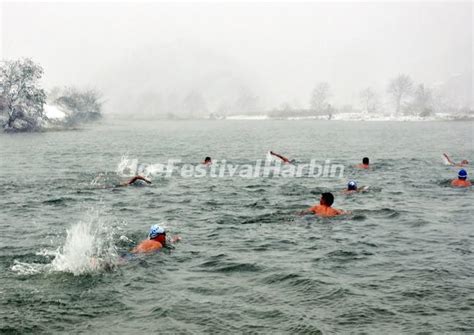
xmin=0 ymin=58 xmax=46 ymax=132
xmin=387 ymin=74 xmax=413 ymax=116
xmin=359 ymin=87 xmax=381 ymax=114
xmin=310 ymin=82 xmax=331 ymax=114
xmin=409 ymin=84 xmax=433 ymax=117
xmin=183 ymin=90 xmax=208 ymax=117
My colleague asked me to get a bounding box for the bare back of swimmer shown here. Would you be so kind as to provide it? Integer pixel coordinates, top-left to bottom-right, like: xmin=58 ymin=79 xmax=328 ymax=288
xmin=119 ymin=175 xmax=152 ymax=187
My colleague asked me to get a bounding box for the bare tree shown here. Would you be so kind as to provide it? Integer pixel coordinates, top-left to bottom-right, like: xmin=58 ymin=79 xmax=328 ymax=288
xmin=360 ymin=87 xmax=380 ymax=114
xmin=387 ymin=74 xmax=413 ymax=115
xmin=310 ymin=82 xmax=331 ymax=114
xmin=235 ymin=87 xmax=259 ymax=115
xmin=183 ymin=90 xmax=208 ymax=118
xmin=53 ymin=87 xmax=103 ymax=125
xmin=0 ymin=58 xmax=46 ymax=131
xmin=410 ymin=84 xmax=433 ymax=117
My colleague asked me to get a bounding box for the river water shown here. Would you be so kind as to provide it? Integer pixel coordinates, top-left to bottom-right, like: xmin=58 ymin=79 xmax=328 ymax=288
xmin=0 ymin=120 xmax=473 ymax=333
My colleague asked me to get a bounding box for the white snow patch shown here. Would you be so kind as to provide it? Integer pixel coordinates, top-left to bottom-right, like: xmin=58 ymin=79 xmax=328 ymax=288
xmin=226 ymin=115 xmax=269 ymax=120
xmin=44 ymin=104 xmax=66 ymax=120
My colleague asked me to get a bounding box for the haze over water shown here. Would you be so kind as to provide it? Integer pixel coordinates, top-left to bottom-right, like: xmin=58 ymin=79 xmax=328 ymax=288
xmin=2 ymin=2 xmax=472 ymax=115
xmin=0 ymin=120 xmax=473 ymax=333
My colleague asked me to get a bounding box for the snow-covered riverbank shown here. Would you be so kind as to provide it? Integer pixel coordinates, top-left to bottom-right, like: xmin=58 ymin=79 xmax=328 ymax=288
xmin=222 ymin=113 xmax=472 ymax=121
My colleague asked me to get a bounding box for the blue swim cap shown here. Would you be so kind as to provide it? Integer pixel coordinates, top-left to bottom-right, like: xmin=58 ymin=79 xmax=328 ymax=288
xmin=458 ymin=169 xmax=467 ymax=179
xmin=149 ymin=224 xmax=165 ymax=239
xmin=348 ymin=180 xmax=357 ymax=190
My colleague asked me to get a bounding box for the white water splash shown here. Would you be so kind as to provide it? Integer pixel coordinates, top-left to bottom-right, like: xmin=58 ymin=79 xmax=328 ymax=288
xmin=91 ymin=173 xmax=105 ymax=186
xmin=117 ymin=155 xmax=139 ymax=177
xmin=116 ymin=155 xmax=156 ymax=180
xmin=441 ymin=154 xmax=452 ymax=165
xmin=266 ymin=151 xmax=278 ymax=162
xmin=12 ymin=210 xmax=120 ymax=276
xmin=51 ymin=213 xmax=118 ymax=275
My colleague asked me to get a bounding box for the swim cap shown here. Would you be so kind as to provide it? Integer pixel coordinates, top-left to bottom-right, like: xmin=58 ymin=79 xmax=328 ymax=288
xmin=348 ymin=180 xmax=357 ymax=190
xmin=458 ymin=169 xmax=468 ymax=179
xmin=149 ymin=224 xmax=165 ymax=239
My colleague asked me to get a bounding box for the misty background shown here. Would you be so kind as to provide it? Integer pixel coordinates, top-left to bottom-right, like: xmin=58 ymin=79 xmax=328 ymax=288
xmin=1 ymin=2 xmax=472 ymax=118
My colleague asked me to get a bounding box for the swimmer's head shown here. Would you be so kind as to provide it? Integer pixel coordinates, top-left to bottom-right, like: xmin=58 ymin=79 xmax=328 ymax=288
xmin=320 ymin=192 xmax=334 ymax=206
xmin=458 ymin=169 xmax=468 ymax=180
xmin=149 ymin=224 xmax=166 ymax=244
xmin=204 ymin=157 xmax=212 ymax=164
xmin=362 ymin=157 xmax=369 ymax=165
xmin=347 ymin=180 xmax=357 ymax=191
xmin=461 ymin=159 xmax=469 ymax=165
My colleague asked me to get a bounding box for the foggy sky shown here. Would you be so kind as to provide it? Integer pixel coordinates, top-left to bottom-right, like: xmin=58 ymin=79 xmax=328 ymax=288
xmin=1 ymin=2 xmax=472 ymax=114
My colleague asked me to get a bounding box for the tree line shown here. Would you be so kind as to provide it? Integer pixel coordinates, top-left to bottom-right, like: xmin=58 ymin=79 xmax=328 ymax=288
xmin=272 ymin=74 xmax=471 ymax=118
xmin=0 ymin=58 xmax=103 ymax=132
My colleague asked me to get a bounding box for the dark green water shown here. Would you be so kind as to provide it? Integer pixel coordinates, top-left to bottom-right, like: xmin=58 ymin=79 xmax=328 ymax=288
xmin=0 ymin=120 xmax=473 ymax=333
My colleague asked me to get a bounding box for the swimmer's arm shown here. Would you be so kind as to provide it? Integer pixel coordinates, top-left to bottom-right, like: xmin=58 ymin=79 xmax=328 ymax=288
xmin=443 ymin=153 xmax=455 ymax=165
xmin=299 ymin=206 xmax=317 ymax=215
xmin=170 ymin=236 xmax=181 ymax=243
xmin=270 ymin=151 xmax=290 ymax=163
xmin=359 ymin=186 xmax=369 ymax=192
xmin=337 ymin=209 xmax=351 ymax=215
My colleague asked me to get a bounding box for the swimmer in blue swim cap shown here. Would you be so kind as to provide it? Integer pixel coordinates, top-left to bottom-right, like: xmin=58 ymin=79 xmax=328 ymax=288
xmin=343 ymin=180 xmax=368 ymax=194
xmin=451 ymin=169 xmax=472 ymax=187
xmin=348 ymin=180 xmax=357 ymax=190
xmin=132 ymin=224 xmax=181 ymax=254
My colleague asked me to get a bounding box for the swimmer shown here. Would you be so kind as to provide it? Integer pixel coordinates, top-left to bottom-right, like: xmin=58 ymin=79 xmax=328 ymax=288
xmin=203 ymin=156 xmax=212 ymax=165
xmin=132 ymin=224 xmax=181 ymax=254
xmin=451 ymin=169 xmax=472 ymax=187
xmin=270 ymin=151 xmax=295 ymax=164
xmin=118 ymin=175 xmax=152 ymax=187
xmin=301 ymin=192 xmax=347 ymax=217
xmin=443 ymin=153 xmax=469 ymax=167
xmin=356 ymin=157 xmax=370 ymax=169
xmin=342 ymin=180 xmax=368 ymax=194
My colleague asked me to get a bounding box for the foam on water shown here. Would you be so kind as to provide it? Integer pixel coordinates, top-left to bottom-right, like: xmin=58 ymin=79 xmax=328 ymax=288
xmin=11 ymin=260 xmax=46 ymax=276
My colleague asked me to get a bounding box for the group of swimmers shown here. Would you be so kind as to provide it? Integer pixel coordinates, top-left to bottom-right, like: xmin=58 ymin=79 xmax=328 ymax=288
xmin=129 ymin=151 xmax=470 ymax=254
xmin=301 ymin=156 xmax=370 ymax=218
